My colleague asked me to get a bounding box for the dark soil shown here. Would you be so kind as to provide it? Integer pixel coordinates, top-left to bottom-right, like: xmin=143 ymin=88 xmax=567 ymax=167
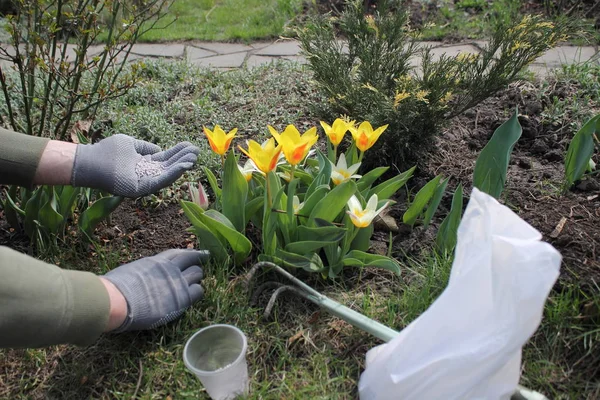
xmin=396 ymin=80 xmax=600 ymax=289
xmin=94 ymin=200 xmax=195 ymax=262
xmin=0 ymin=199 xmax=195 ymax=270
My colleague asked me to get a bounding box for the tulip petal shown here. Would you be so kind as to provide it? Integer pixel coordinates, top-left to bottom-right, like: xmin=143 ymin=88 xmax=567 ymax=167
xmin=347 ymin=195 xmax=363 ymax=213
xmin=366 ymin=194 xmax=379 ymax=211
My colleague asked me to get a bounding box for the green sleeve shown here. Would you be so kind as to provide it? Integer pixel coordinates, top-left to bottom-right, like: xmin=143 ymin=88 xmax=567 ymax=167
xmin=0 ymin=246 xmax=110 ymax=348
xmin=0 ymin=127 xmax=50 ymax=187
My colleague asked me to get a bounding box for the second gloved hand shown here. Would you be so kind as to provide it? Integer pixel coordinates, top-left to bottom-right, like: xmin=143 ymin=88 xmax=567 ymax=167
xmin=71 ymin=134 xmax=200 ymax=197
xmin=103 ymin=249 xmax=209 ymax=332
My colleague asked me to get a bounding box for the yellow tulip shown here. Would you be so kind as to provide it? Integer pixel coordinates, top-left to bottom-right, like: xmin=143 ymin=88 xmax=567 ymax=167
xmin=268 ymin=124 xmax=318 ymax=166
xmin=203 ymin=125 xmax=237 ymax=156
xmin=320 ymin=118 xmax=354 ymax=146
xmin=350 ymin=121 xmax=389 ymax=153
xmin=238 ymin=138 xmax=282 ymax=175
xmin=346 ymin=194 xmax=389 ymax=228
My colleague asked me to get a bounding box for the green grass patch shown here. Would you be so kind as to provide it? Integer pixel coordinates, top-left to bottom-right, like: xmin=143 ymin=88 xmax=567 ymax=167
xmin=5 ymin=240 xmax=598 ymax=398
xmin=137 ymin=0 xmax=304 ymax=42
xmin=538 ymin=62 xmax=600 ymax=132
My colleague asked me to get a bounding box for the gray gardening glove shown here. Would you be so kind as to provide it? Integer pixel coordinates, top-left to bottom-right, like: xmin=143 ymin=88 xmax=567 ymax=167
xmin=103 ymin=249 xmax=209 ymax=332
xmin=71 ymin=134 xmax=200 ymax=197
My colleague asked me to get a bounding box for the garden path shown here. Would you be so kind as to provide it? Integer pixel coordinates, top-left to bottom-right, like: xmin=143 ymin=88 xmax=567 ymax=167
xmin=107 ymin=40 xmax=600 ymax=76
xmin=0 ymin=39 xmax=598 ymax=75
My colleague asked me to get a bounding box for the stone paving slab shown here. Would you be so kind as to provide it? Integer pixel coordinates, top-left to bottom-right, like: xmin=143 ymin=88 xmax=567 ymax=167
xmin=190 ymin=53 xmax=247 ymax=68
xmin=115 ymin=52 xmax=145 ymax=64
xmin=249 ymin=42 xmax=274 ymax=51
xmin=535 ymin=45 xmax=598 ymax=67
xmin=186 ymin=46 xmax=218 ymax=61
xmin=246 ymin=55 xmax=275 ymax=68
xmin=130 ymin=43 xmax=185 ymax=58
xmin=282 ymin=55 xmax=308 ymax=64
xmin=191 ymin=42 xmax=253 ymax=54
xmin=255 ymin=40 xmax=302 ymax=56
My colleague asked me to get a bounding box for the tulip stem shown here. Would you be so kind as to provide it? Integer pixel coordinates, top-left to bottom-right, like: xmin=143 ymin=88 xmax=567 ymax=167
xmin=333 ymin=144 xmax=338 ymax=163
xmin=266 ymin=176 xmax=272 ymax=209
xmin=289 ymin=164 xmax=296 ymax=183
xmin=358 ymin=151 xmax=364 ymax=163
xmin=342 ymin=224 xmax=362 ymax=255
xmin=220 ymin=154 xmax=225 ymax=168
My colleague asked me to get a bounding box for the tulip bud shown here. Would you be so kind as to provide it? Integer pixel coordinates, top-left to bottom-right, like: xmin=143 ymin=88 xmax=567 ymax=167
xmin=189 ymin=182 xmax=209 ymax=210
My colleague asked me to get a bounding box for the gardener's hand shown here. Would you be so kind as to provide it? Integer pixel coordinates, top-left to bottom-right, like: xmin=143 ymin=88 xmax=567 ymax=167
xmin=100 ymin=249 xmax=209 ymax=332
xmin=71 ymin=134 xmax=200 ymax=197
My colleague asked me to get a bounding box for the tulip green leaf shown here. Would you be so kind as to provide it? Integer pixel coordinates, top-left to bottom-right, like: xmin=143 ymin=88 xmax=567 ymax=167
xmin=564 ymin=114 xmax=599 ymax=190
xmin=244 ymin=196 xmax=264 ymax=227
xmin=309 ymin=180 xmax=357 ymax=225
xmin=403 ymin=175 xmax=442 ymax=226
xmin=267 ymin=250 xmax=325 ymax=273
xmin=286 ymin=178 xmax=299 ymax=232
xmin=2 ymin=187 xmax=22 ymax=230
xmin=285 ymin=240 xmax=336 ymax=254
xmin=182 ymin=202 xmax=229 ymax=262
xmin=79 ymin=196 xmax=123 ymax=237
xmin=346 ymin=141 xmax=359 ymax=165
xmin=3 ymin=187 xmax=24 ymax=215
xmin=306 ymin=149 xmax=332 ymax=197
xmin=357 ymin=167 xmax=389 ymax=192
xmin=262 ymin=172 xmax=282 ymax=256
xmin=57 ymin=185 xmax=80 ymax=218
xmin=299 ymin=185 xmax=329 ymax=217
xmin=436 ymin=183 xmax=464 ymax=253
xmin=203 ymin=166 xmax=222 ymax=199
xmin=182 ymin=201 xmax=251 ymax=264
xmin=342 ymin=250 xmax=401 ymax=275
xmin=423 ymin=177 xmax=449 ymax=228
xmin=23 ymin=188 xmax=43 ymax=238
xmin=297 ymin=224 xmax=346 ymax=242
xmin=38 ymin=189 xmax=64 ymax=234
xmin=369 ymin=166 xmax=415 ymax=200
xmin=222 ymin=150 xmax=248 ymax=232
xmin=473 ymin=108 xmax=522 ymax=198
xmin=199 ymin=211 xmax=252 ymax=264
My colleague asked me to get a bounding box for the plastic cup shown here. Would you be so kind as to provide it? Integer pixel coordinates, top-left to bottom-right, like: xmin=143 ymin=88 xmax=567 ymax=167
xmin=183 ymin=324 xmax=249 ymax=400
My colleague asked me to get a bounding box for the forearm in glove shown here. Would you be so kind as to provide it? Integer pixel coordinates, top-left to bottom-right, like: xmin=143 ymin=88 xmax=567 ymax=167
xmin=103 ymin=249 xmax=209 ymax=332
xmin=71 ymin=134 xmax=200 ymax=197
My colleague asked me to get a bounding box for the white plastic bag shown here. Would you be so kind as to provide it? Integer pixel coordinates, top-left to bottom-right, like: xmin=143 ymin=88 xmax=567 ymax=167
xmin=358 ymin=188 xmax=561 ymax=400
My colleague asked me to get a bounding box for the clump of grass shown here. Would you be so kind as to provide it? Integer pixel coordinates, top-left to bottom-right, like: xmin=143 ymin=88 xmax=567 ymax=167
xmin=522 ymin=283 xmax=600 ymax=397
xmin=538 ymin=61 xmax=600 ymax=132
xmin=418 ymin=0 xmax=521 ymax=41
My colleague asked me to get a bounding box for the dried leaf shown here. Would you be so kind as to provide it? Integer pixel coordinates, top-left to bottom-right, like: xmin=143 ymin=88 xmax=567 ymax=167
xmin=550 ymin=217 xmax=567 ymax=238
xmin=288 ymin=330 xmax=304 ymax=345
xmin=70 ymin=120 xmax=92 ymax=143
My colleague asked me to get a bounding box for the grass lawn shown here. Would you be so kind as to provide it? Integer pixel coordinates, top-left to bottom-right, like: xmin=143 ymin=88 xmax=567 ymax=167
xmin=138 ymin=0 xmax=304 ymax=42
